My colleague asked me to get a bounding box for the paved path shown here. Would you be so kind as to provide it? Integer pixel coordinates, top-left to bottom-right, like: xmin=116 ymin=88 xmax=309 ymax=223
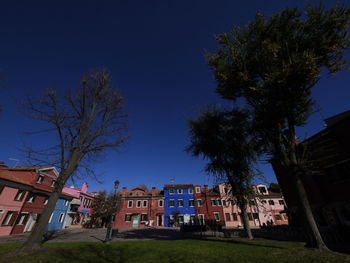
xmin=0 ymin=228 xmax=213 ymax=243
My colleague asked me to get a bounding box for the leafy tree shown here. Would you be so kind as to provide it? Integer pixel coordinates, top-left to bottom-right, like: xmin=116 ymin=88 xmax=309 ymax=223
xmin=20 ymin=70 xmax=128 ymax=250
xmin=207 ymin=4 xmax=350 ymax=250
xmin=187 ymin=107 xmax=260 ymax=239
xmin=86 ymin=190 xmax=119 ymax=228
xmin=171 ymin=211 xmax=180 ymax=226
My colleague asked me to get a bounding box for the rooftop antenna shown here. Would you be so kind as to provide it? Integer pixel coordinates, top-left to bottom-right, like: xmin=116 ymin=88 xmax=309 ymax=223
xmin=8 ymin=158 xmax=19 ymax=166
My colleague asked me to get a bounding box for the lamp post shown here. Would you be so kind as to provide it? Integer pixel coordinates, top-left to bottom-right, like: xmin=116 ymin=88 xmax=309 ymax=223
xmin=104 ymin=179 xmax=120 ymax=242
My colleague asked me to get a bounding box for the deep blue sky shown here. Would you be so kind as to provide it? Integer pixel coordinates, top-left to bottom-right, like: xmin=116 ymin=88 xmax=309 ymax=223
xmin=0 ymin=0 xmax=349 ymax=192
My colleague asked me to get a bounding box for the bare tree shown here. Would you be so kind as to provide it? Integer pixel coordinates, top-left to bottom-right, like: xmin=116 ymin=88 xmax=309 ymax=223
xmin=20 ymin=69 xmax=128 ymax=250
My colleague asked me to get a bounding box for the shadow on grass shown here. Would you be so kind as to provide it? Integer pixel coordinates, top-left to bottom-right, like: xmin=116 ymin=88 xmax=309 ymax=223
xmin=199 ymin=237 xmax=287 ymax=250
xmin=116 ymin=228 xmax=196 ymax=240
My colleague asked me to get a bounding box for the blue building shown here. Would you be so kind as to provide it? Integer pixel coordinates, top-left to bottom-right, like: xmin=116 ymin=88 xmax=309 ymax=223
xmin=163 ymin=184 xmax=196 ymax=227
xmin=47 ymin=195 xmax=72 ymax=231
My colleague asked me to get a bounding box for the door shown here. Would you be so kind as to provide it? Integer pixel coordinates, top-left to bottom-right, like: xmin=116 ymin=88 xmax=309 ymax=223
xmin=158 ymin=214 xmax=163 ymax=226
xmin=24 ymin=213 xmax=37 ymax=232
xmin=132 ymin=214 xmax=139 ymax=227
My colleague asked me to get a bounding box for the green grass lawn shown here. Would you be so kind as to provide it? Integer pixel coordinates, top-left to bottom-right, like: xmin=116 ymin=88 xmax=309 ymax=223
xmin=0 ymin=238 xmax=349 ymax=263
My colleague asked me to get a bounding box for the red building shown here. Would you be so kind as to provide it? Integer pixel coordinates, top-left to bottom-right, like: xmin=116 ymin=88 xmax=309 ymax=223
xmin=0 ymin=164 xmax=59 ymax=235
xmin=272 ymin=110 xmax=350 ymax=238
xmin=194 ymin=185 xmax=225 ymax=226
xmin=113 ymin=185 xmax=164 ymax=228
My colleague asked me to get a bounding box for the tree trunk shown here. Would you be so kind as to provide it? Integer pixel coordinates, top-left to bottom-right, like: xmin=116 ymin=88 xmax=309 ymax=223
xmin=19 ymin=190 xmax=61 ymax=250
xmin=239 ymin=203 xmax=253 ymax=239
xmin=292 ymin=169 xmax=329 ymax=251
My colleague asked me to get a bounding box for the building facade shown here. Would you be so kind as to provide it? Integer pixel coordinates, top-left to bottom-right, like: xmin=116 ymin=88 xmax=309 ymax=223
xmin=62 ymin=182 xmax=96 ymax=228
xmin=164 ymin=184 xmax=196 ymax=227
xmin=113 ymin=185 xmax=164 ymax=228
xmin=218 ymin=183 xmax=288 ymax=228
xmin=194 ymin=185 xmax=225 ymax=226
xmin=272 ymin=110 xmax=350 ymax=237
xmin=47 ymin=196 xmax=72 ymax=231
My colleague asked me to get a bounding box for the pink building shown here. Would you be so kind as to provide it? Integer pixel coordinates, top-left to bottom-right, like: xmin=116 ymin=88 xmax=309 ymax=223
xmin=218 ymin=183 xmax=289 ymax=228
xmin=62 ymin=182 xmax=95 ymax=227
xmin=218 ymin=184 xmax=260 ymax=227
xmin=254 ymin=184 xmax=288 ymax=226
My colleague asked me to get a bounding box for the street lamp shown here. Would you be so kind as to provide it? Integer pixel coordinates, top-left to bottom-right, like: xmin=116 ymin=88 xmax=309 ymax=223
xmin=104 ymin=180 xmax=120 ymax=242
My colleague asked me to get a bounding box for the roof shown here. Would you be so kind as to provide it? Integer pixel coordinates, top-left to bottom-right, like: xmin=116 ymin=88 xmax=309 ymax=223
xmin=0 ymin=169 xmax=35 ymax=186
xmin=325 ymin=110 xmax=350 ymax=127
xmin=164 ymin=184 xmax=194 ymax=189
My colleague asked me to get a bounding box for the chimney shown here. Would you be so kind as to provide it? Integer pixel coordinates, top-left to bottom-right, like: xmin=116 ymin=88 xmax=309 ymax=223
xmin=152 ymin=186 xmax=156 ymax=189
xmin=81 ymin=182 xmax=88 ymax=193
xmin=122 ymin=187 xmax=127 ymax=190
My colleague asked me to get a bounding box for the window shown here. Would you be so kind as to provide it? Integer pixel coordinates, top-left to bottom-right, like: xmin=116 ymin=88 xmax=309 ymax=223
xmin=141 ymin=214 xmax=148 ymax=222
xmin=0 ymin=186 xmax=4 ymax=195
xmin=36 ymin=175 xmax=44 ymax=184
xmin=214 ymin=212 xmax=220 ymax=221
xmin=51 ymin=180 xmax=56 ymax=187
xmin=282 ymin=214 xmax=288 ymax=220
xmin=268 ymin=200 xmax=275 ymax=205
xmin=143 ymin=200 xmax=148 ymax=207
xmin=0 ymin=210 xmax=4 ymax=222
xmin=222 ymin=200 xmax=227 ymax=206
xmin=279 ymin=200 xmax=285 ymax=205
xmin=253 ymin=213 xmax=259 ymax=219
xmin=249 ymin=200 xmax=256 ymax=206
xmin=58 ymin=213 xmax=65 ymax=223
xmin=275 ymin=214 xmax=282 ymax=220
xmin=16 ymin=213 xmax=29 ymax=225
xmin=188 ymin=188 xmax=193 ymax=194
xmin=224 ymin=187 xmax=228 ymax=194
xmin=2 ymin=211 xmax=17 ymax=226
xmin=247 ymin=213 xmax=253 ymax=221
xmin=158 ymin=200 xmax=164 ymax=207
xmin=197 ymin=199 xmax=203 ymax=207
xmin=128 ymin=200 xmax=133 ymax=208
xmin=49 ymin=213 xmax=54 ymax=223
xmin=261 ymin=200 xmax=267 ymax=204
xmin=64 ymin=200 xmax=69 ymax=206
xmin=195 ymin=187 xmax=201 ymax=193
xmin=178 ymin=200 xmax=184 ymax=207
xmin=169 ymin=200 xmax=175 ymax=207
xmin=169 ymin=189 xmax=175 ymax=194
xmin=258 ymin=186 xmax=267 ymax=194
xmin=189 ymin=199 xmax=194 ymax=207
xmin=178 ymin=189 xmax=183 ymax=194
xmin=43 ymin=197 xmax=48 ymax=205
xmin=210 ymin=200 xmax=217 ymax=206
xmin=14 ymin=190 xmax=25 ymax=201
xmin=232 ymin=213 xmax=238 ymax=221
xmin=217 ymin=199 xmax=222 ymax=206
xmin=125 ymin=214 xmax=132 ymax=221
xmin=27 ymin=193 xmax=36 ymax=203
xmin=225 ymin=213 xmax=231 ymax=221
xmin=136 ymin=200 xmax=142 ymax=208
